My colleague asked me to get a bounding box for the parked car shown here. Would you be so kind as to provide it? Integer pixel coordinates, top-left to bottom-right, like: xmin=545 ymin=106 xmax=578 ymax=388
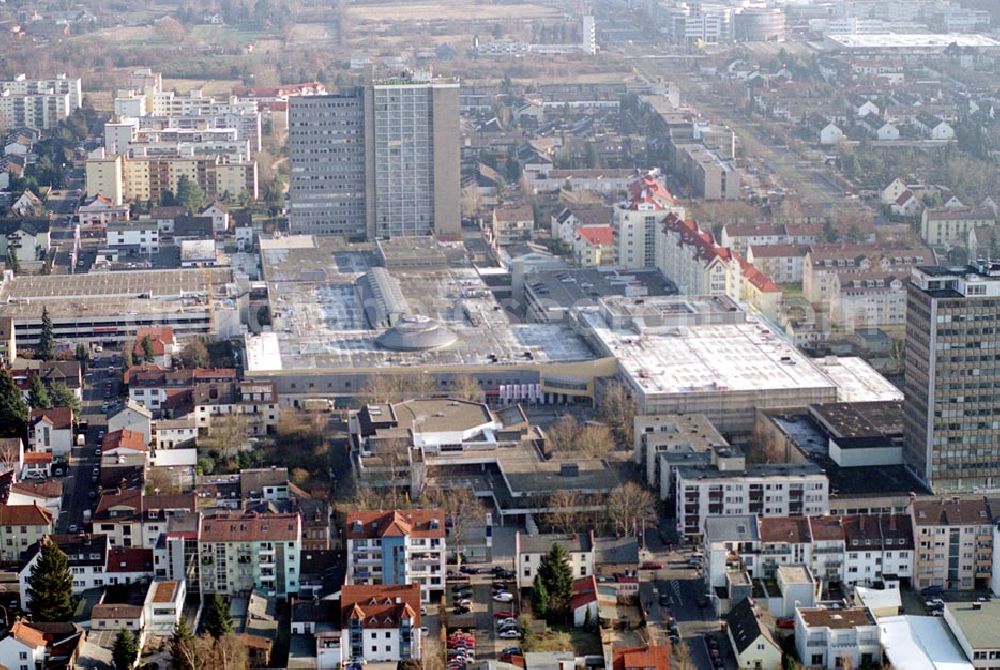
xmin=493 ymin=592 xmax=514 ymax=602
xmin=925 ymin=598 xmax=945 ymax=609
xmin=501 ymin=647 xmax=522 ymax=657
xmin=420 ymin=627 xmax=429 ymax=636
xmin=499 ymin=630 xmax=521 ymax=639
xmin=659 ymin=593 xmax=670 ymax=607
xmin=494 ymin=611 xmax=514 ymax=619
xmin=453 ymin=606 xmax=470 ymax=615
xmin=641 ymin=560 xmax=664 ymax=570
xmin=68 ymin=524 xmax=79 ymax=533
xmin=420 ymin=606 xmax=428 ymax=616
xmin=454 ymin=599 xmax=472 ymax=608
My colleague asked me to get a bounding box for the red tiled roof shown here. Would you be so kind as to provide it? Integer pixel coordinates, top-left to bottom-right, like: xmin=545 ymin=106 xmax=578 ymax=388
xmin=345 ymin=509 xmax=445 ymax=540
xmin=737 ymin=255 xmax=781 ymax=293
xmin=613 ymin=645 xmax=670 ymax=670
xmin=133 ymin=327 xmax=175 ymax=358
xmin=29 ymin=407 xmax=72 ymax=431
xmin=9 ymin=619 xmax=46 ymax=648
xmin=625 ymin=173 xmax=673 ymax=210
xmin=894 ymin=189 xmax=914 ymax=206
xmin=340 ymin=584 xmax=421 ymax=629
xmin=570 ymin=575 xmax=599 ymax=610
xmin=22 ymin=452 xmax=52 ymax=464
xmin=200 ymin=512 xmax=300 ymax=542
xmin=576 ymin=225 xmax=614 ymax=247
xmin=102 ymin=429 xmax=146 ymax=453
xmin=0 ymin=503 xmax=53 ymax=526
xmin=10 ymin=480 xmax=62 ymax=499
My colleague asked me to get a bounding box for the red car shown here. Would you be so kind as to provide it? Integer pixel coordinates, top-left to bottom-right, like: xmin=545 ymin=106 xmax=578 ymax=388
xmin=641 ymin=561 xmax=664 ymax=570
xmin=494 ymin=611 xmax=514 ymax=619
xmin=776 ymin=617 xmax=795 ymax=630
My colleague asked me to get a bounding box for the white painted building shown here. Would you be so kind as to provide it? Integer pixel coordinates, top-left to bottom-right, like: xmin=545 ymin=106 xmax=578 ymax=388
xmin=515 ymin=532 xmax=594 ymax=589
xmin=337 ymin=584 xmax=422 ymax=664
xmin=794 ymin=605 xmax=882 ymax=670
xmin=106 ymin=222 xmax=159 ymax=255
xmin=144 ymin=580 xmax=186 ymax=633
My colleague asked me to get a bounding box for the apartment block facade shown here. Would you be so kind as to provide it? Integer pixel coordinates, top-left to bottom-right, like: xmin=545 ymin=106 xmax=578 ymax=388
xmin=0 ymin=74 xmax=82 ymax=130
xmin=911 ymin=497 xmax=993 ymax=590
xmin=903 ymin=262 xmax=1000 ymax=492
xmin=288 ymin=70 xmax=460 ymax=240
xmin=198 ymin=512 xmax=301 ymax=597
xmin=345 ymin=509 xmax=446 ymax=603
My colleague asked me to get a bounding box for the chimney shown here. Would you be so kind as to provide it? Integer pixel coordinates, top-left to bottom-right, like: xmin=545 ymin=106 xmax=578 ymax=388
xmin=395 ymin=597 xmax=402 ymax=604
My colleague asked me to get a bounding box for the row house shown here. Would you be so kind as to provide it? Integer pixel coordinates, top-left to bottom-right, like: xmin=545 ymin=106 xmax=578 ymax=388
xmin=345 ymin=509 xmax=446 ymax=603
xmin=18 ymin=534 xmax=104 ymax=602
xmin=125 ymin=366 xmax=237 ymax=413
xmin=913 ymin=113 xmax=956 ymax=141
xmin=550 ymin=205 xmax=612 ymax=244
xmin=802 ymin=245 xmax=931 ymax=306
xmin=0 ymin=504 xmax=53 ymax=562
xmin=920 ymin=207 xmax=996 ymax=248
xmin=857 ymin=115 xmax=900 ymax=141
xmin=746 ymin=244 xmax=809 ymax=284
xmin=92 ymin=489 xmax=197 ymax=549
xmin=189 ymin=380 xmax=280 ymax=436
xmin=704 ymin=512 xmax=915 ymax=593
xmin=0 ymin=620 xmax=83 ymax=670
xmin=198 ymin=512 xmax=301 ymax=598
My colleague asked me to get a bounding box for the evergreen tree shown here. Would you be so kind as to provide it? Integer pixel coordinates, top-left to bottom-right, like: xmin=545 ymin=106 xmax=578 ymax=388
xmin=28 ymin=374 xmax=52 ymax=409
xmin=75 ymin=343 xmax=89 ymax=374
xmin=175 ymin=175 xmax=205 ymax=213
xmin=531 ymin=573 xmax=550 ymax=617
xmin=202 ymin=594 xmax=233 ymax=638
xmin=37 ymin=307 xmax=54 ymax=359
xmin=0 ymin=369 xmax=29 ymax=437
xmin=538 ymin=543 xmax=573 ymax=619
xmin=112 ymin=628 xmax=140 ymax=670
xmin=169 ymin=618 xmax=198 ymax=670
xmin=27 ymin=538 xmax=74 ymax=622
xmin=49 ymin=382 xmax=81 ymax=420
xmin=141 ymin=336 xmax=155 ymax=362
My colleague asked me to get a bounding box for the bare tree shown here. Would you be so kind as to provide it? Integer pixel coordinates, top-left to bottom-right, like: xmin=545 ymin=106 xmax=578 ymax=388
xmin=200 ymin=414 xmax=250 ymax=460
xmin=597 ymin=381 xmax=638 ymax=448
xmin=575 ymin=423 xmax=615 ymax=459
xmin=607 ymin=482 xmax=657 ymax=538
xmin=546 ymin=490 xmax=582 ymax=534
xmin=357 ymin=373 xmax=437 ymax=406
xmin=450 ymin=375 xmax=483 ymax=403
xmin=424 ymin=486 xmax=485 ymax=568
xmin=545 ymin=414 xmax=579 ymax=453
xmin=0 ymin=440 xmax=19 ymax=474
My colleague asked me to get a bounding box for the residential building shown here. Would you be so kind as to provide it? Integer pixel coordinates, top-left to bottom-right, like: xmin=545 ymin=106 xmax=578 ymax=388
xmin=78 ymin=194 xmax=130 ymax=227
xmin=0 ymin=620 xmax=83 ymax=670
xmin=106 ymin=221 xmax=160 ymax=255
xmin=914 ymin=113 xmax=956 ymax=141
xmin=0 ymin=74 xmax=82 ymax=130
xmin=338 ymin=584 xmax=421 ymax=664
xmin=920 ymin=208 xmax=995 ymax=248
xmin=92 ymin=490 xmax=196 ymax=549
xmin=903 ymin=262 xmax=1000 ymax=491
xmin=943 ymin=600 xmax=1000 ymax=670
xmin=27 ymin=407 xmax=73 ymax=456
xmin=19 ymin=535 xmax=110 ymax=605
xmin=153 ymin=418 xmax=198 ymax=450
xmin=491 ymin=205 xmax=534 ymax=246
xmin=794 ymin=605 xmax=881 ymax=670
xmin=198 ymin=512 xmax=302 ymax=597
xmin=613 ymin=172 xmax=682 ymax=269
xmin=572 ymin=226 xmax=614 ymax=267
xmin=703 ymin=513 xmax=914 ymax=593
xmin=10 ymin=360 xmax=83 ymax=403
xmin=667 ymin=446 xmax=829 ymax=538
xmin=345 ymin=509 xmax=446 ymax=603
xmin=131 ymin=327 xmax=178 ymax=369
xmin=21 ymin=452 xmax=51 ymax=480
xmin=108 ymin=401 xmax=153 ymax=445
xmin=0 ymin=316 xmax=16 ymax=363
xmin=101 ymin=429 xmax=147 ymax=464
xmin=288 ymin=69 xmax=460 ymax=239
xmin=0 ymin=219 xmax=50 ymax=265
xmin=746 ymin=244 xmax=809 ymax=284
xmin=6 ymin=481 xmax=62 ymax=516
xmin=911 ymin=497 xmax=992 ymax=590
xmin=91 ymin=603 xmax=145 ymax=637
xmin=611 ymin=645 xmax=670 ymax=670
xmin=726 ymin=598 xmax=782 ymax=670
xmin=0 ymin=504 xmax=54 ymax=562
xmin=634 ymin=413 xmax=729 ymax=488
xmin=144 ymin=580 xmax=186 ymax=633
xmin=516 ymin=532 xmax=594 ymax=589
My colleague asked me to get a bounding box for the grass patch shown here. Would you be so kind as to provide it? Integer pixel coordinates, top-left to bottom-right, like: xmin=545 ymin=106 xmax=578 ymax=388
xmin=523 ymin=625 xmax=602 ymax=656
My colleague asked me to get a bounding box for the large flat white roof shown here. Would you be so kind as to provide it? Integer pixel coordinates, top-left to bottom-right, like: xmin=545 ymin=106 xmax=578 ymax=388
xmin=813 ymin=357 xmax=904 ymax=403
xmin=579 ymin=308 xmax=836 ymax=395
xmin=879 ymin=616 xmax=973 ymax=670
xmin=827 ymin=33 xmax=1000 ymax=50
